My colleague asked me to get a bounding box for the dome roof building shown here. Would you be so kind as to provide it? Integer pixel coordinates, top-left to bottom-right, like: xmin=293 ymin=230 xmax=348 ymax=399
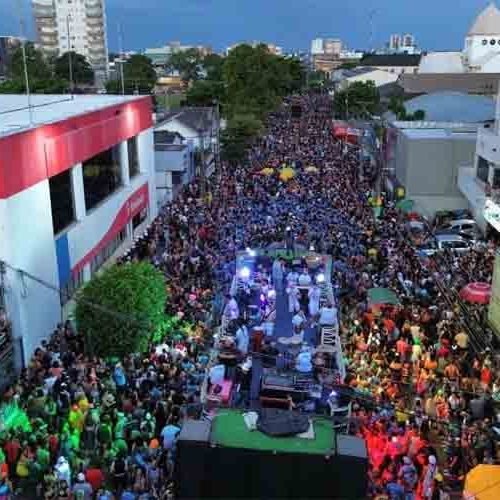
xmin=468 ymin=3 xmax=500 ymax=36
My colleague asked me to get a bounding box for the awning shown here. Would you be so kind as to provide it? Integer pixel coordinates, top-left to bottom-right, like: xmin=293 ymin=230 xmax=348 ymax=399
xmin=367 ymin=287 xmax=400 ymax=306
xmin=464 ymin=464 xmax=500 ymax=500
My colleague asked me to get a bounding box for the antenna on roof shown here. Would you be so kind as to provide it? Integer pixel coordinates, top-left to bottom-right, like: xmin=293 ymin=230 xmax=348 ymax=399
xmin=16 ymin=0 xmax=33 ymax=126
xmin=118 ymin=23 xmax=125 ymax=95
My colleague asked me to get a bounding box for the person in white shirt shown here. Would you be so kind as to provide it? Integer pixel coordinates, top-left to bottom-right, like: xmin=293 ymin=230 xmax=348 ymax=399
xmin=235 ymin=321 xmax=250 ymax=355
xmin=286 ymin=284 xmax=300 ymax=313
xmin=295 ymin=344 xmax=313 ymax=373
xmin=286 ymin=270 xmax=299 ymax=287
xmin=308 ymin=285 xmax=321 ymax=321
xmin=223 ymin=295 xmax=239 ymax=320
xmin=298 ymin=269 xmax=312 ymax=286
xmin=319 ymin=302 xmax=337 ymax=326
xmin=292 ymin=310 xmax=307 ymax=341
xmin=272 ymin=258 xmax=284 ymax=293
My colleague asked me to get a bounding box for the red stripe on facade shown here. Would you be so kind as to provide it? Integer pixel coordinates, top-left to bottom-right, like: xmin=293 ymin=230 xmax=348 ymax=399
xmin=72 ymin=182 xmax=149 ymax=274
xmin=0 ymin=97 xmax=152 ymax=199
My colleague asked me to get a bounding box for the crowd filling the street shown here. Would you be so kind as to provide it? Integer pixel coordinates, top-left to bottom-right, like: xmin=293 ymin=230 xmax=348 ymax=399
xmin=2 ymin=92 xmax=500 ymax=499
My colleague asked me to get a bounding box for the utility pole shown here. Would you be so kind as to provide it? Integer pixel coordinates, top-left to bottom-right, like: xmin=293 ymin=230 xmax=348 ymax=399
xmin=16 ymin=0 xmax=33 ymax=125
xmin=198 ymin=126 xmax=206 ymax=197
xmin=66 ymin=14 xmax=74 ymax=94
xmin=118 ymin=23 xmax=125 ymax=95
xmin=213 ymin=100 xmax=221 ymax=178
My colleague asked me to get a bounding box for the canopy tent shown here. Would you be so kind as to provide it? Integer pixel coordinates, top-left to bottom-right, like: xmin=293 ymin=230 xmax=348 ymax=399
xmin=464 ymin=464 xmax=500 ymax=500
xmin=279 ymin=167 xmax=295 ymax=182
xmin=367 ymin=287 xmax=401 ymax=307
xmin=396 ymin=199 xmax=414 ymax=214
xmin=460 ymin=282 xmax=492 ymax=305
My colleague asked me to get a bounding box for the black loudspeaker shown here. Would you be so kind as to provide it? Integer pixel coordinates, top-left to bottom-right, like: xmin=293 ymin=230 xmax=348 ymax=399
xmin=334 ymin=434 xmax=369 ymax=499
xmin=174 ymin=420 xmax=211 ymax=499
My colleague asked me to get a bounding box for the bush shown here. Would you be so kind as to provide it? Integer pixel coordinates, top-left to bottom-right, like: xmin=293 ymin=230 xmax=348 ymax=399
xmin=75 ymin=262 xmax=167 ymax=357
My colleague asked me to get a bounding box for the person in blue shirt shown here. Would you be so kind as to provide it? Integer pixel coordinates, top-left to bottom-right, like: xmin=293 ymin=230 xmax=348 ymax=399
xmin=113 ymin=363 xmax=127 ymax=392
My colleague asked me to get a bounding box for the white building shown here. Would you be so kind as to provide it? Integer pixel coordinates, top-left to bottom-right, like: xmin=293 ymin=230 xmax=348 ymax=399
xmin=311 ymin=38 xmax=324 ymax=55
xmin=0 ymin=94 xmax=156 ymax=364
xmin=389 ymin=34 xmax=401 ymax=51
xmin=420 ymin=3 xmax=500 ymax=74
xmin=334 ymin=67 xmax=399 ymax=91
xmin=33 ymin=0 xmax=108 ymax=81
xmin=458 ymin=85 xmax=500 ymax=234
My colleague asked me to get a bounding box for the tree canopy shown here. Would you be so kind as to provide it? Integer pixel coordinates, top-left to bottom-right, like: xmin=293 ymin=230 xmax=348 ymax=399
xmin=75 ymin=262 xmax=167 ymax=358
xmin=106 ymin=54 xmax=157 ymax=94
xmin=54 ymin=51 xmax=94 ymax=85
xmin=333 ymin=81 xmax=380 ymax=119
xmin=167 ymin=48 xmax=203 ymax=84
xmin=388 ymin=95 xmax=425 ymax=121
xmin=221 ymin=113 xmax=264 ymax=165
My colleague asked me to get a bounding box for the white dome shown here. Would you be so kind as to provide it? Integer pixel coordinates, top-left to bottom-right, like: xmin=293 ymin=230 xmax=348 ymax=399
xmin=468 ymin=3 xmax=500 ymax=36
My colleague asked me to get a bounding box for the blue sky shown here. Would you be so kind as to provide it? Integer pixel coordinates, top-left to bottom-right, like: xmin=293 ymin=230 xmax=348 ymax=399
xmin=1 ymin=0 xmax=494 ymax=53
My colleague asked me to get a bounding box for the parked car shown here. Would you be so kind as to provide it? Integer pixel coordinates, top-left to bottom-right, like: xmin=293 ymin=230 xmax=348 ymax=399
xmin=434 ymin=209 xmax=472 ymax=227
xmin=434 ymin=233 xmax=472 ymax=253
xmin=437 ymin=218 xmax=478 ymax=235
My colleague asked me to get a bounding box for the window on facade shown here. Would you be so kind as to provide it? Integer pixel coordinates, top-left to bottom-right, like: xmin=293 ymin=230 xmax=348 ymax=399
xmin=127 ymin=136 xmax=140 ymax=178
xmin=132 ymin=208 xmax=148 ymax=231
xmin=82 ymin=144 xmax=122 ymax=211
xmin=49 ymin=170 xmax=75 ymax=234
xmin=90 ymin=228 xmax=127 ymax=276
xmin=477 ymin=156 xmax=489 ymax=183
xmin=60 ymin=267 xmax=85 ymax=305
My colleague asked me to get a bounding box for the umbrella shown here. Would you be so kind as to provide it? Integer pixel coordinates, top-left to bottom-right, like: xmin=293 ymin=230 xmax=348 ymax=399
xmin=279 ymin=167 xmax=295 ymax=182
xmin=305 ymin=165 xmax=318 ymax=173
xmin=259 ymin=168 xmax=274 ymax=176
xmin=395 ymin=199 xmax=414 ymax=214
xmin=464 ymin=464 xmax=500 ymax=500
xmin=459 ymin=282 xmax=492 ymax=305
xmin=367 ymin=287 xmax=401 ymax=307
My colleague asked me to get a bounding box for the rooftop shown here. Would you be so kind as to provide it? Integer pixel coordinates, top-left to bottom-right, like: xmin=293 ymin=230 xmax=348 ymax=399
xmin=155 ymin=107 xmax=214 ymax=133
xmin=0 ymin=94 xmax=147 ymax=138
xmin=360 ymin=53 xmax=422 ymax=67
xmin=468 ymin=3 xmax=500 ymax=36
xmin=418 ymin=51 xmax=464 ymax=74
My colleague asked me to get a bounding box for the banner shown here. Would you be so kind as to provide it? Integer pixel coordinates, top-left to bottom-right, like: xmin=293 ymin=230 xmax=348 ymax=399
xmin=488 ymin=251 xmax=500 ymax=336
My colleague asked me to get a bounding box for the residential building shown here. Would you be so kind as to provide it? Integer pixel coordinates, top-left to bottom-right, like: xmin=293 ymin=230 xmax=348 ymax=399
xmin=384 ymin=92 xmax=495 ymax=216
xmin=402 ymin=34 xmax=415 ymax=49
xmin=359 ymin=54 xmax=422 ymax=75
xmin=0 ymin=94 xmax=156 ymax=363
xmin=0 ymin=36 xmax=20 ymax=78
xmin=389 ymin=34 xmax=401 ymax=51
xmin=419 ymin=4 xmax=500 ymax=75
xmin=32 ymin=0 xmax=108 ymax=81
xmin=458 ymin=85 xmax=500 ymax=234
xmin=311 ymin=38 xmax=324 ymax=55
xmin=333 ymin=67 xmax=399 ymax=91
xmin=153 ymin=128 xmax=195 ymax=206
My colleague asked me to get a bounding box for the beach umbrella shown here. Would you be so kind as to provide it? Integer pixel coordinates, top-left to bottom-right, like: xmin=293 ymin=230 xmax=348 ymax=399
xmin=464 ymin=465 xmax=500 ymax=500
xmin=259 ymin=168 xmax=274 ymax=176
xmin=459 ymin=282 xmax=492 ymax=305
xmin=279 ymin=167 xmax=295 ymax=181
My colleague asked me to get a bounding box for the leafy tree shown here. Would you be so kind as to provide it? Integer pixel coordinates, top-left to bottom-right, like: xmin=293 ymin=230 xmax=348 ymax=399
xmin=186 ymin=79 xmax=224 ymax=107
xmin=55 ymin=51 xmax=94 ymax=85
xmin=75 ymin=262 xmax=167 ymax=357
xmin=167 ymin=48 xmax=203 ymax=83
xmin=9 ymin=43 xmax=51 ymax=81
xmin=333 ymin=80 xmax=380 ymax=118
xmin=412 ymin=109 xmax=426 ymax=121
xmin=106 ymin=54 xmax=157 ymax=94
xmin=338 ymin=62 xmax=358 ymax=70
xmin=221 ymin=113 xmax=263 ymax=165
xmin=202 ymin=53 xmax=224 ymax=81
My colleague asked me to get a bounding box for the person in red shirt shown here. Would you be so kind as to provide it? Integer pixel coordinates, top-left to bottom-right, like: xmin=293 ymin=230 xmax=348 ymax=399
xmin=85 ymin=463 xmax=105 ymax=491
xmin=3 ymin=434 xmax=20 ymax=473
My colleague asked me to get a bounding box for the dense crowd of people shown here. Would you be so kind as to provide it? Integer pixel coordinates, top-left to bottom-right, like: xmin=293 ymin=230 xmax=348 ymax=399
xmin=0 ymin=93 xmax=499 ymax=499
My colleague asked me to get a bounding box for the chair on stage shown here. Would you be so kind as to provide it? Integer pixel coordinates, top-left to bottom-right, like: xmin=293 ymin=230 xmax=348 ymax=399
xmin=328 ymin=401 xmax=352 ymax=434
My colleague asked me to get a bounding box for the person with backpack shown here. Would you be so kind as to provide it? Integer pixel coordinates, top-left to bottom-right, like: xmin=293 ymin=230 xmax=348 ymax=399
xmin=110 ymin=454 xmax=128 ymax=497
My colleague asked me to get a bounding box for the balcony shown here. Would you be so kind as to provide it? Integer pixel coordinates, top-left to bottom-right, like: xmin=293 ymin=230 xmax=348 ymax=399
xmin=477 ymin=127 xmax=500 ymax=166
xmin=458 ymin=166 xmax=487 ymax=208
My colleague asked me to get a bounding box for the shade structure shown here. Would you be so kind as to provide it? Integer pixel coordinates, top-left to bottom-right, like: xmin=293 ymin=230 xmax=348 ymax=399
xmin=367 ymin=287 xmax=400 ymax=307
xmin=464 ymin=464 xmax=500 ymax=500
xmin=459 ymin=282 xmax=492 ymax=305
xmin=279 ymin=167 xmax=295 ymax=182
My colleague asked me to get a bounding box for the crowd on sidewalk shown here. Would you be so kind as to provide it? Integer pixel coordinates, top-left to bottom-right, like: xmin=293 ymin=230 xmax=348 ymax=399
xmin=1 ymin=93 xmax=500 ymax=500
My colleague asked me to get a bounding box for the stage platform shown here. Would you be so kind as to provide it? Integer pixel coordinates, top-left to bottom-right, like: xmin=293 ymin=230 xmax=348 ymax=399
xmin=212 ymin=409 xmax=335 ymax=455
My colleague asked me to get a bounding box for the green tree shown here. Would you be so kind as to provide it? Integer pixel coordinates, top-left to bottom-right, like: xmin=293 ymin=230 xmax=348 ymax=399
xmin=75 ymin=262 xmax=167 ymax=357
xmin=167 ymin=48 xmax=203 ymax=84
xmin=412 ymin=109 xmax=426 ymax=121
xmin=221 ymin=113 xmax=263 ymax=165
xmin=338 ymin=62 xmax=358 ymax=70
xmin=333 ymin=80 xmax=380 ymax=118
xmin=202 ymin=53 xmax=224 ymax=81
xmin=54 ymin=51 xmax=94 ymax=85
xmin=106 ymin=54 xmax=157 ymax=94
xmin=186 ymin=79 xmax=225 ymax=107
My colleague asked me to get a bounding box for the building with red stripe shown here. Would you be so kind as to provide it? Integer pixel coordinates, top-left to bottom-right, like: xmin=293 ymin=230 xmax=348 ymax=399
xmin=0 ymin=94 xmax=156 ymax=365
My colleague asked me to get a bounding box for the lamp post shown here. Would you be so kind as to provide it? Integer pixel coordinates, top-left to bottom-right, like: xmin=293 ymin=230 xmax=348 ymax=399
xmin=66 ymin=14 xmax=74 ymax=94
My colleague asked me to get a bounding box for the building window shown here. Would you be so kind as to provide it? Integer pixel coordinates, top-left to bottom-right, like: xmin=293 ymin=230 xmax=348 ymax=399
xmin=477 ymin=156 xmax=489 ymax=183
xmin=82 ymin=144 xmax=122 ymax=211
xmin=60 ymin=267 xmax=85 ymax=305
xmin=127 ymin=136 xmax=140 ymax=178
xmin=49 ymin=170 xmax=75 ymax=234
xmin=132 ymin=207 xmax=148 ymax=231
xmin=90 ymin=228 xmax=127 ymax=275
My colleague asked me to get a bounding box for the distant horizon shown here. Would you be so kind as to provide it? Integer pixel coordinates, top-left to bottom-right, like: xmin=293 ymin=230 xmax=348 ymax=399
xmin=0 ymin=0 xmax=493 ymax=55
